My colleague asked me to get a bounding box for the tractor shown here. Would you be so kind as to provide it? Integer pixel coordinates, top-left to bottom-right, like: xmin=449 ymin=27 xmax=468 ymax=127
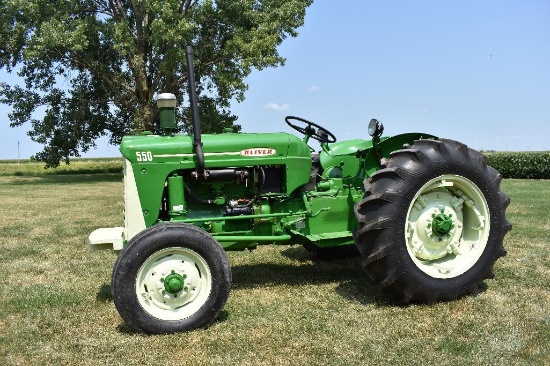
xmin=89 ymin=46 xmax=511 ymax=334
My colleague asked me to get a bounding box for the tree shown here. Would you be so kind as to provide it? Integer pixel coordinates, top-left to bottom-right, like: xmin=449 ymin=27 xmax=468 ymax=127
xmin=0 ymin=0 xmax=313 ymax=167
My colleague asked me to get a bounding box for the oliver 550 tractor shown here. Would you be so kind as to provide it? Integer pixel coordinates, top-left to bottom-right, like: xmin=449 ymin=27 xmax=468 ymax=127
xmin=89 ymin=46 xmax=511 ymax=334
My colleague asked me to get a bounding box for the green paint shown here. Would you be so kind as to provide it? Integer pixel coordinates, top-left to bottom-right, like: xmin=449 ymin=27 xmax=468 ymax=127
xmin=320 ymin=139 xmax=372 ymax=178
xmin=167 ymin=174 xmax=185 ymax=214
xmin=163 ymin=272 xmax=185 ymax=294
xmin=213 ymin=235 xmax=292 ymax=242
xmin=158 ymin=108 xmax=176 ymax=132
xmin=362 ymin=133 xmax=437 ymax=176
xmin=432 ymin=213 xmax=454 ymax=237
xmin=114 ymin=119 xmax=438 ymax=250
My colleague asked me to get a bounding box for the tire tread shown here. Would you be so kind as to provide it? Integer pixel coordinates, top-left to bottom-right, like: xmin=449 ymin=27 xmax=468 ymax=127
xmin=354 ymin=138 xmax=511 ymax=303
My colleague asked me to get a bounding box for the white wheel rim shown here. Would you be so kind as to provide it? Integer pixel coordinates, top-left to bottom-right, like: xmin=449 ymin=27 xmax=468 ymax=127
xmin=405 ymin=175 xmax=490 ymax=278
xmin=136 ymin=247 xmax=212 ymax=320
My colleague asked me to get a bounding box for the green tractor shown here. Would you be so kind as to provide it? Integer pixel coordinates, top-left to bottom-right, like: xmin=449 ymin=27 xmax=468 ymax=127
xmin=89 ymin=46 xmax=511 ymax=334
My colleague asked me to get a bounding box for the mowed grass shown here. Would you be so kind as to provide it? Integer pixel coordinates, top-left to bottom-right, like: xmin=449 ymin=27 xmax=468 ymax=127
xmin=0 ymin=158 xmax=122 ymax=176
xmin=0 ymin=173 xmax=548 ymax=365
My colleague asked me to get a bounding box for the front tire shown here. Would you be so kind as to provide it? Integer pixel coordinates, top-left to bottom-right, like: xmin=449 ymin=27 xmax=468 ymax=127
xmin=111 ymin=223 xmax=231 ymax=334
xmin=354 ymin=139 xmax=511 ymax=303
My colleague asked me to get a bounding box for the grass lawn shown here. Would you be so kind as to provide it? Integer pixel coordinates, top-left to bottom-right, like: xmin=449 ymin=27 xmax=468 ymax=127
xmin=0 ymin=173 xmax=548 ymax=365
xmin=0 ymin=158 xmax=122 ymax=176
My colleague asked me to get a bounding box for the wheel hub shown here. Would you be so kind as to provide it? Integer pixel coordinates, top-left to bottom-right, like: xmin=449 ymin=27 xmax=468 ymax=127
xmin=408 ymin=190 xmax=464 ymax=260
xmin=163 ymin=272 xmax=186 ymax=294
xmin=136 ymin=248 xmax=211 ymax=319
xmin=404 ymin=175 xmax=492 ymax=279
xmin=432 ymin=211 xmax=454 ymax=237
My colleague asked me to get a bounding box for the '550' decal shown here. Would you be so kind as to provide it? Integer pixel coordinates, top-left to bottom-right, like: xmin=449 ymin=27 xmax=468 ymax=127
xmin=136 ymin=151 xmax=153 ymax=162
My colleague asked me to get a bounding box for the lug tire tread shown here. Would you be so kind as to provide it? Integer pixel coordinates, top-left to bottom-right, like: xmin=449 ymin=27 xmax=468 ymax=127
xmin=111 ymin=223 xmax=231 ymax=334
xmin=354 ymin=138 xmax=511 ymax=303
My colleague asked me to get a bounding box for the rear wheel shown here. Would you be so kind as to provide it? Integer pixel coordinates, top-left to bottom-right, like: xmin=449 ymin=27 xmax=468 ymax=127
xmin=354 ymin=139 xmax=511 ymax=303
xmin=112 ymin=223 xmax=231 ymax=334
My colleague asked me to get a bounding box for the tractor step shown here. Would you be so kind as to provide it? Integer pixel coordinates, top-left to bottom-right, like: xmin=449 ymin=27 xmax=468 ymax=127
xmin=89 ymin=227 xmax=124 ymax=251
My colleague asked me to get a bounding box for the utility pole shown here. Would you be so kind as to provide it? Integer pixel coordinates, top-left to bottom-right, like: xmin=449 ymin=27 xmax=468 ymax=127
xmin=17 ymin=141 xmax=20 ymax=164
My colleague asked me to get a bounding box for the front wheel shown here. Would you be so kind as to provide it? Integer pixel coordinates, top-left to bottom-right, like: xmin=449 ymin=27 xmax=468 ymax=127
xmin=111 ymin=223 xmax=231 ymax=334
xmin=354 ymin=139 xmax=511 ymax=303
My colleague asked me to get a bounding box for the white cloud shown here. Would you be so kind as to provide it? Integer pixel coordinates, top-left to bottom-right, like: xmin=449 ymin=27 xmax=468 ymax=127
xmin=307 ymin=86 xmax=320 ymax=93
xmin=264 ymin=102 xmax=290 ymax=111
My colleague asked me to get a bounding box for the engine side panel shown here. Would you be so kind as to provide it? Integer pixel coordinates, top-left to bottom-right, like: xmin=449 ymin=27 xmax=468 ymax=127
xmin=119 ymin=131 xmax=311 ymax=233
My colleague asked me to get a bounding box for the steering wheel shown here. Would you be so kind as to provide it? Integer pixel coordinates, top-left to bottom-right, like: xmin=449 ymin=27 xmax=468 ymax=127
xmin=284 ymin=116 xmax=337 ymax=143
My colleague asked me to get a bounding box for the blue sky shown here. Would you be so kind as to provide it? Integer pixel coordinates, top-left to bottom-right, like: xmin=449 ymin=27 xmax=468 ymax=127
xmin=1 ymin=0 xmax=549 ymax=159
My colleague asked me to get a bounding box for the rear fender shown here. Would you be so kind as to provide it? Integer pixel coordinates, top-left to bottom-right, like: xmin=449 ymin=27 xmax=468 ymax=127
xmin=362 ymin=133 xmax=437 ymax=176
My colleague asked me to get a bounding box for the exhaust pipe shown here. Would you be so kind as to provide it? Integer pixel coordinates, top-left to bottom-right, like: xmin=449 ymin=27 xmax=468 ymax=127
xmin=185 ymin=45 xmax=205 ymax=178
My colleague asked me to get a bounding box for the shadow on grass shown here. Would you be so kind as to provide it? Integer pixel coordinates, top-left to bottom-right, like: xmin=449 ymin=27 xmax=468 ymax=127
xmin=231 ymin=246 xmax=490 ymax=306
xmin=97 ymin=245 xmax=385 ymax=335
xmin=97 ymin=281 xmax=231 ymax=335
xmin=112 ymin=310 xmax=231 ymax=336
xmin=7 ymin=173 xmax=123 ymax=185
xmin=231 ymin=246 xmax=389 ymax=306
xmin=212 ymin=310 xmax=230 ymax=325
xmin=96 ymin=283 xmax=113 ymax=302
xmin=97 ymin=245 xmax=490 ymax=332
xmin=116 ymin=322 xmax=144 ymax=335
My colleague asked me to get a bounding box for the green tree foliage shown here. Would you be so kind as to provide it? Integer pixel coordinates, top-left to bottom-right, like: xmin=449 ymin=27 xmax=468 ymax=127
xmin=0 ymin=0 xmax=312 ymax=166
xmin=486 ymin=152 xmax=550 ymax=179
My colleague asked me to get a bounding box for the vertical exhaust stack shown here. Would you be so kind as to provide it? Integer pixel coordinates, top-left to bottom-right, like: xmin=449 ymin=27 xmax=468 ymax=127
xmin=185 ymin=45 xmax=205 ymax=178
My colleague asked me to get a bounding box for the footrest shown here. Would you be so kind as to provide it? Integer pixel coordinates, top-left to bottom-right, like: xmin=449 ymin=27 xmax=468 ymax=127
xmin=89 ymin=227 xmax=124 ymax=251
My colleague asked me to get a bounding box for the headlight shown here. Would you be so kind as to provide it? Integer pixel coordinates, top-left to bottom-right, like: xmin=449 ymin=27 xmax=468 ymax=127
xmin=368 ymin=119 xmax=384 ymax=137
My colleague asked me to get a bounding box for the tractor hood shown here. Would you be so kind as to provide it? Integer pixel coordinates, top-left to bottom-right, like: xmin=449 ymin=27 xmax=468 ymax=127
xmin=120 ymin=132 xmax=311 ymax=169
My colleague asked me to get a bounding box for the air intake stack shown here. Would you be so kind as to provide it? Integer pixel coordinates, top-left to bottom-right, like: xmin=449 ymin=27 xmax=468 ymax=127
xmin=157 ymin=93 xmax=177 ymax=135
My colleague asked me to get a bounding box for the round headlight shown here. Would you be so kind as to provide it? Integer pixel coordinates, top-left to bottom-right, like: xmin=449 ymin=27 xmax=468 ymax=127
xmin=368 ymin=119 xmax=384 ymax=137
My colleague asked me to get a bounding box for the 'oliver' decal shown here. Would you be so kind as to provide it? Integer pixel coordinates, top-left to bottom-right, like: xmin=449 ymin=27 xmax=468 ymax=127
xmin=240 ymin=148 xmax=276 ymax=157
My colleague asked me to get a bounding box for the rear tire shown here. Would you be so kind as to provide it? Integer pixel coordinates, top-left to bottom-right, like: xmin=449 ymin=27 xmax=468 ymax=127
xmin=112 ymin=223 xmax=231 ymax=334
xmin=354 ymin=139 xmax=511 ymax=303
